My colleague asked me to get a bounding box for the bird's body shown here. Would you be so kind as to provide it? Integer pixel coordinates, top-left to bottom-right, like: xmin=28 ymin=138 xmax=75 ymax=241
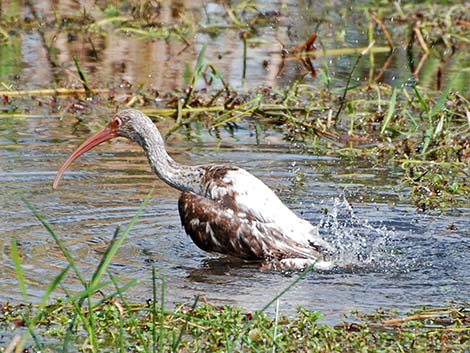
xmin=53 ymin=109 xmax=333 ymax=270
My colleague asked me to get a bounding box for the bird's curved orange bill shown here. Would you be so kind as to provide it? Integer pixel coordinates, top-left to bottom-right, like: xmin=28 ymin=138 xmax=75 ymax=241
xmin=52 ymin=124 xmax=118 ymax=189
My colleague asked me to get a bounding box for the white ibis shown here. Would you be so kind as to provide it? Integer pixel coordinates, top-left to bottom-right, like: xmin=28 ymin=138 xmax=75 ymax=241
xmin=53 ymin=109 xmax=334 ymax=270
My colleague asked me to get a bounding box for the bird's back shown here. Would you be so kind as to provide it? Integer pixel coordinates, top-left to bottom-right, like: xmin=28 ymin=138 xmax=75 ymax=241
xmin=202 ymin=166 xmax=318 ymax=245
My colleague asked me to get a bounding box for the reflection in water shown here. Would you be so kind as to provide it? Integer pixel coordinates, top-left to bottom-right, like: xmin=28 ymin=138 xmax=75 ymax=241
xmin=1 ymin=1 xmax=468 ymax=92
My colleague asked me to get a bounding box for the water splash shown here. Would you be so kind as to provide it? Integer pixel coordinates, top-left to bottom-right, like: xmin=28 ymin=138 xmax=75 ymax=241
xmin=319 ymin=196 xmax=406 ymax=273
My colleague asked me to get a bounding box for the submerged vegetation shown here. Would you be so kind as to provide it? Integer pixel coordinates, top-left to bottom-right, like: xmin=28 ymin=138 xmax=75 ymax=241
xmin=1 ymin=0 xmax=470 ymax=351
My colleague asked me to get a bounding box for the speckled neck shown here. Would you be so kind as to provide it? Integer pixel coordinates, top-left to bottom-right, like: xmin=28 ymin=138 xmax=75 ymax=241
xmin=133 ymin=119 xmax=205 ymax=195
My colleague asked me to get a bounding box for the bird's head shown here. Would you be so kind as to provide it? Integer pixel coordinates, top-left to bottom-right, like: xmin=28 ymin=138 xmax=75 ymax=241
xmin=52 ymin=109 xmax=154 ymax=189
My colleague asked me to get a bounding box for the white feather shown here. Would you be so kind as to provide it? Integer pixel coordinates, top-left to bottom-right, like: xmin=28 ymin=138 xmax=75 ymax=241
xmin=208 ymin=168 xmax=319 ymax=245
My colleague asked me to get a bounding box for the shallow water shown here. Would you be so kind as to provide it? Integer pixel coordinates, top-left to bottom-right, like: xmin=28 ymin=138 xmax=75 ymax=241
xmin=1 ymin=113 xmax=469 ymax=324
xmin=0 ymin=0 xmax=469 ymax=326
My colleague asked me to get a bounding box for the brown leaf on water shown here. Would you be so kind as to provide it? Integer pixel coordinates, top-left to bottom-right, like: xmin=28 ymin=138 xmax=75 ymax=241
xmin=11 ymin=318 xmax=25 ymax=327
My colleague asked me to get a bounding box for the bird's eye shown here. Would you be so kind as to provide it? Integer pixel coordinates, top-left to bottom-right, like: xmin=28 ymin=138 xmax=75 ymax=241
xmin=113 ymin=117 xmax=123 ymax=127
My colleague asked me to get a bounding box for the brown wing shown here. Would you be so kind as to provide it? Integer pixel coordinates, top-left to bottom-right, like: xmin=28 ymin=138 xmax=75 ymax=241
xmin=178 ymin=192 xmax=322 ymax=261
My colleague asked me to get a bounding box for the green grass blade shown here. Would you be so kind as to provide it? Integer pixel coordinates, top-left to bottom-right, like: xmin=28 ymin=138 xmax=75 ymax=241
xmin=14 ymin=265 xmax=71 ymax=353
xmin=429 ymin=75 xmax=457 ymax=119
xmin=403 ymin=110 xmax=419 ymax=128
xmin=152 ymin=266 xmax=158 ymax=353
xmin=172 ymin=295 xmax=199 ymax=352
xmin=183 ymin=45 xmax=207 ymax=108
xmin=23 ymin=196 xmax=98 ymax=351
xmin=272 ymin=298 xmax=280 ymax=353
xmin=93 ymin=278 xmax=139 ymax=306
xmin=109 ymin=272 xmax=149 ymax=353
xmin=23 ymin=191 xmax=149 ymax=351
xmin=433 ymin=114 xmax=445 ymax=139
xmin=183 ymin=62 xmax=192 ymax=86
xmin=207 ymin=64 xmax=227 ymax=87
xmin=10 ymin=239 xmax=28 ymax=301
xmin=381 ymin=87 xmax=397 ymax=134
xmin=193 ymin=44 xmax=207 ymax=83
xmin=70 ymin=280 xmax=116 ymax=301
xmin=413 ymin=86 xmax=429 ymax=114
xmin=60 ymin=284 xmax=93 ymax=351
xmin=118 ymin=308 xmax=125 ymax=353
xmin=38 ymin=265 xmax=70 ymax=313
xmin=73 ymin=55 xmax=93 ymax=95
xmin=260 ymin=265 xmax=314 ymax=313
xmin=64 ymin=276 xmax=139 ymax=352
xmin=334 ymin=53 xmax=363 ymax=121
xmin=22 ymin=198 xmax=87 ymax=286
xmin=89 ymin=226 xmax=121 ymax=287
xmin=227 ymin=265 xmax=315 ymax=353
xmin=11 ymin=239 xmax=44 ymax=351
xmin=86 ymin=295 xmax=98 ymax=352
xmin=421 ymin=127 xmax=433 ymax=156
xmin=159 ymin=274 xmax=165 ymax=353
xmin=90 ymin=188 xmax=153 ymax=289
xmin=26 ymin=265 xmax=70 ymax=352
xmin=86 ymin=190 xmax=152 ymax=351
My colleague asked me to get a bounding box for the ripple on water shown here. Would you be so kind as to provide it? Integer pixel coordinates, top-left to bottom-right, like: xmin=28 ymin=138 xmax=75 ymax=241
xmin=1 ymin=116 xmax=469 ymax=323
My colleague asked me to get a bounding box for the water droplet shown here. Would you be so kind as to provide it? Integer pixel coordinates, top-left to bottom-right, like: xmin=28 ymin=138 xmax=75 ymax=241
xmin=318 ymin=196 xmax=404 ymax=273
